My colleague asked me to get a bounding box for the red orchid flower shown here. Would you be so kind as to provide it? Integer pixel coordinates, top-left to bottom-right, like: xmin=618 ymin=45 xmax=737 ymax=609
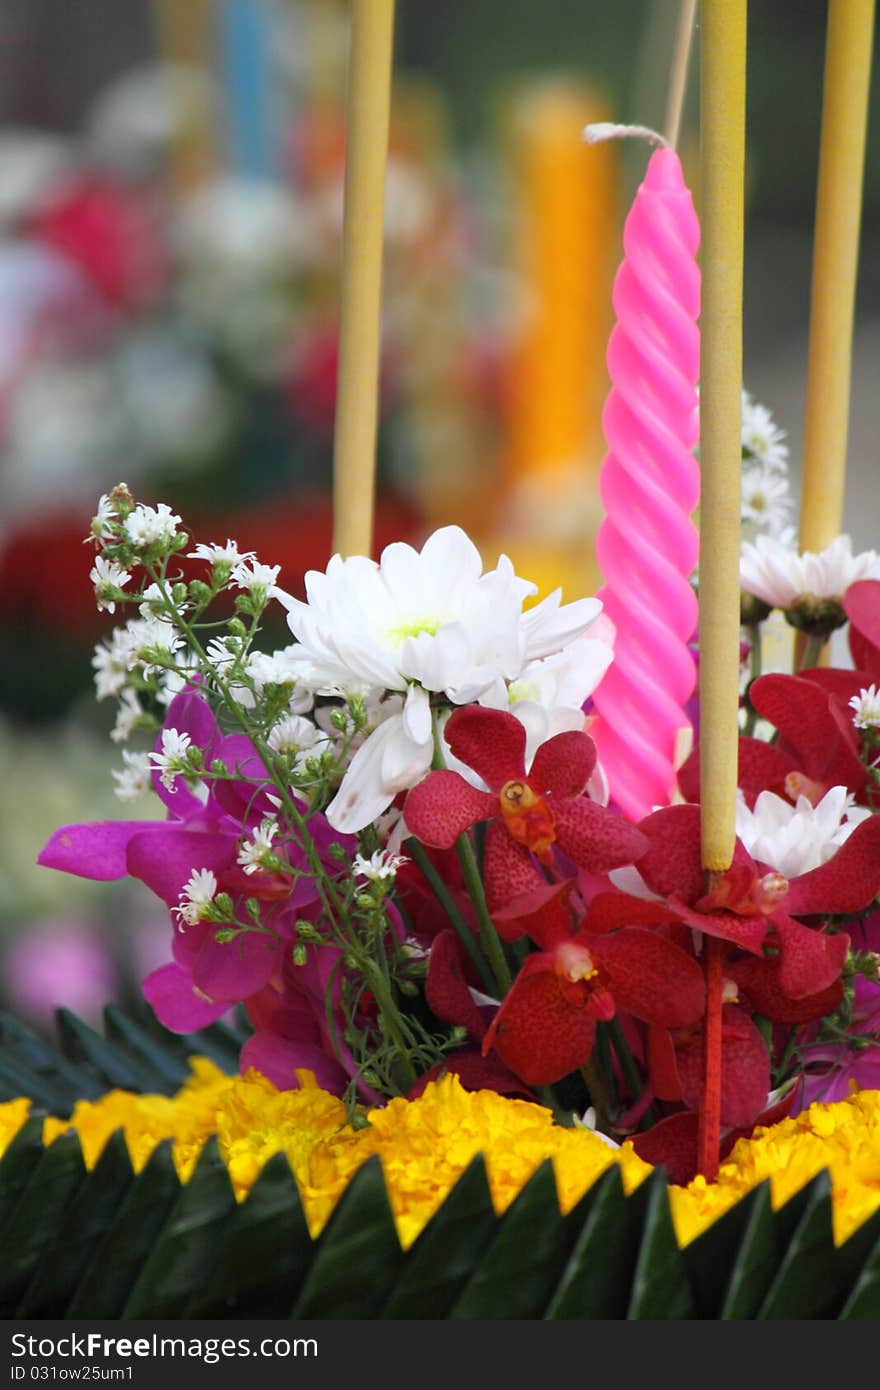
xmin=845 ymin=579 xmax=880 ymax=678
xmin=601 ymin=801 xmax=880 ymax=1026
xmin=403 ymin=707 xmax=648 ymax=912
xmin=479 ymin=881 xmax=705 ymax=1086
xmin=678 ymin=669 xmax=870 ymax=808
xmin=587 ymin=802 xmax=880 ymax=1167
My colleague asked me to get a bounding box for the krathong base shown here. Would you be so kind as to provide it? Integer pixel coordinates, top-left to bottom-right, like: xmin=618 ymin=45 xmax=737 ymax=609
xmin=1 ymin=1010 xmax=878 ymax=1320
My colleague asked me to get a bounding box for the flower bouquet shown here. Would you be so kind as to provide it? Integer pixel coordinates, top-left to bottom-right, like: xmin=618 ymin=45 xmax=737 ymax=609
xmin=3 ymin=0 xmax=880 ymax=1323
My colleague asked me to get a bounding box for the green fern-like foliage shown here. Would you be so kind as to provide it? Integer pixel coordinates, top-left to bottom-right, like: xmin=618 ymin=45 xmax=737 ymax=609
xmin=0 ymin=1008 xmax=878 ymax=1320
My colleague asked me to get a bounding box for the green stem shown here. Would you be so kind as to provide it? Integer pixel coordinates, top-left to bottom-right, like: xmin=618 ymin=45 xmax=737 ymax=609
xmin=606 ymin=1017 xmax=645 ymax=1109
xmin=364 ymin=963 xmax=418 ymax=1087
xmin=455 ymin=833 xmax=513 ymax=997
xmin=406 ymin=839 xmax=496 ymax=995
xmin=429 ymin=706 xmax=512 ymax=997
xmin=802 ymin=633 xmax=825 ymax=670
xmin=580 ymin=1057 xmax=613 ymax=1136
xmin=742 ymin=623 xmax=762 ymax=736
xmin=595 ymin=1021 xmax=618 ymax=1113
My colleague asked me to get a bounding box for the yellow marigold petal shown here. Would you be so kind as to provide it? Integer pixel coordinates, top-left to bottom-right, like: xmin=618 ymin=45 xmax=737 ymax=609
xmin=0 ymin=1098 xmax=30 ymax=1157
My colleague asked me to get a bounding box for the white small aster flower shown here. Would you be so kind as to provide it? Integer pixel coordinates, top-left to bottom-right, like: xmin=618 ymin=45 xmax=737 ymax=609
xmin=90 ymin=493 xmax=118 ymax=542
xmin=112 ymin=750 xmax=152 ymax=802
xmin=231 ymin=559 xmax=282 ymax=594
xmin=92 ymin=635 xmax=130 ymax=700
xmin=172 ymin=868 xmax=218 ymax=928
xmin=735 ymin=785 xmax=871 ymax=879
xmin=237 ymin=818 xmax=280 ymax=874
xmin=205 ymin=636 xmax=239 ymax=672
xmin=267 ymin=713 xmax=328 ymax=761
xmin=352 ymin=849 xmax=409 ymax=882
xmin=850 ymin=685 xmax=880 ymax=731
xmin=110 ymin=688 xmax=143 ymax=743
xmin=122 ymin=615 xmax=185 ymax=673
xmin=89 ymin=555 xmax=131 ymax=614
xmin=740 ymin=534 xmax=880 ymax=610
xmin=148 ymin=727 xmax=193 ymax=791
xmin=188 ymin=539 xmax=255 ymax=567
xmin=741 ymin=391 xmax=789 ymax=470
xmin=740 ymin=464 xmax=793 ymax=538
xmin=123 ymin=502 xmax=182 ymax=549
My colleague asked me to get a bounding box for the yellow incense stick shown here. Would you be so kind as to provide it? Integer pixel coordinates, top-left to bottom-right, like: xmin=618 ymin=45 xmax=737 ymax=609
xmin=151 ymin=0 xmax=215 ymax=194
xmin=698 ymin=0 xmax=748 ymax=873
xmin=799 ymin=0 xmax=876 ymax=556
xmin=332 ymin=0 xmax=396 ymax=560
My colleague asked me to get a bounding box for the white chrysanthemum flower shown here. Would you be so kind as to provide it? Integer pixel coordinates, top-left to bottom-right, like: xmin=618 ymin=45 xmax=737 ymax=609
xmin=740 ymin=534 xmax=880 ymax=610
xmin=741 ymin=391 xmax=788 ymax=470
xmin=352 ymin=849 xmax=409 ymax=882
xmin=850 ymin=685 xmax=880 ymax=731
xmin=110 ymin=689 xmax=143 ymax=744
xmin=123 ymin=502 xmax=182 ymax=549
xmin=188 ymin=539 xmax=255 ymax=567
xmin=237 ymin=818 xmax=279 ymax=875
xmin=112 ymin=750 xmax=152 ymax=802
xmin=273 ymin=527 xmax=602 ymax=832
xmin=231 ymin=560 xmax=281 ymax=593
xmin=734 ymin=785 xmax=871 ymax=879
xmin=172 ymin=868 xmax=218 ymax=929
xmin=148 ymin=727 xmax=192 ymax=791
xmin=89 ymin=555 xmax=131 ymax=614
xmin=740 ymin=464 xmax=793 ymax=538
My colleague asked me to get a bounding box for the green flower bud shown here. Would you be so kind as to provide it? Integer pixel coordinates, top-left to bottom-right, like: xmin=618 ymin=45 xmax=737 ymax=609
xmin=214 ymin=928 xmax=236 ymax=944
xmin=292 ymin=942 xmax=308 ymax=967
xmin=785 ymin=596 xmax=848 ymax=638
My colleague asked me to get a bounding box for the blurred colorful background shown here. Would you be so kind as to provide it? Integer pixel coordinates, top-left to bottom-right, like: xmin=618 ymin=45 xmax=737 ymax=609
xmin=1 ymin=0 xmax=878 ymax=1027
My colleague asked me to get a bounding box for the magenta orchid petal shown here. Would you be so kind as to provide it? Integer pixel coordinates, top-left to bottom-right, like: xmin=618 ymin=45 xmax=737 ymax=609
xmin=211 ymin=735 xmax=275 ymax=822
xmin=240 ymin=1033 xmax=350 ymax=1095
xmin=403 ymin=770 xmax=496 ymax=849
xmin=192 ymin=930 xmax=281 ymax=1003
xmin=142 ymin=962 xmax=229 ymax=1033
xmin=150 ymin=690 xmax=220 ymax=815
xmin=783 ymin=815 xmax=880 ymax=916
xmin=553 ymin=797 xmax=649 ymax=874
xmin=528 ymin=730 xmax=596 ymax=799
xmin=126 ymin=828 xmax=238 ymax=906
xmin=444 ymin=706 xmax=527 ymax=789
xmin=38 ymin=820 xmax=163 ymax=881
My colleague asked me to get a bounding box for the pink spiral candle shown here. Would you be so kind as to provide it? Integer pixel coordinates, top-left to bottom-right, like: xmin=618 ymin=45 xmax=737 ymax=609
xmin=590 ymin=147 xmax=700 ymax=821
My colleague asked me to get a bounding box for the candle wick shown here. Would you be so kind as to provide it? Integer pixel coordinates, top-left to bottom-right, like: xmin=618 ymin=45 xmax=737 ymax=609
xmin=583 ymin=122 xmax=668 ymax=149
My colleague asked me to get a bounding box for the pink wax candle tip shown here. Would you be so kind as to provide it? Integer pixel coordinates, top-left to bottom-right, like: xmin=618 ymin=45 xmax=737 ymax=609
xmin=643 ymin=146 xmax=687 ymax=191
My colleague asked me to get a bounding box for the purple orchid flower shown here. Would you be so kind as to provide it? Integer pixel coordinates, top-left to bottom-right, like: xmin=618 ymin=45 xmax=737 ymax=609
xmin=38 ymin=688 xmax=368 ymax=1095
